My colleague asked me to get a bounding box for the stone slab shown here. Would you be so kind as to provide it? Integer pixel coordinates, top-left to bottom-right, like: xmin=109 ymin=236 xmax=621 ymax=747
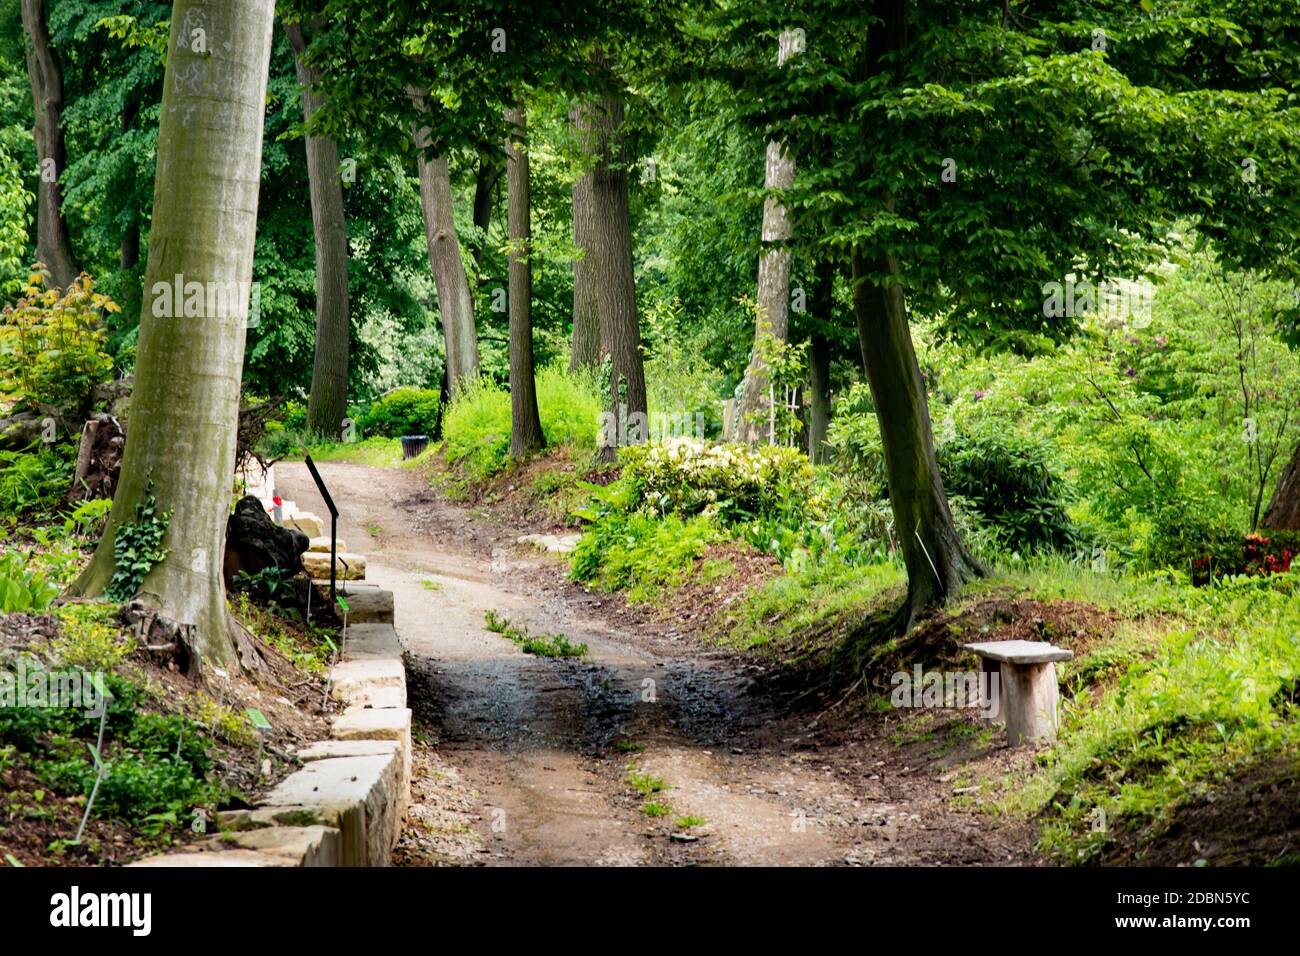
xmin=343 ymin=622 xmax=403 ymax=661
xmin=962 ymin=640 xmax=1073 ymax=665
xmin=303 ymin=551 xmax=366 ymax=581
xmin=330 ymin=658 xmax=407 ymax=708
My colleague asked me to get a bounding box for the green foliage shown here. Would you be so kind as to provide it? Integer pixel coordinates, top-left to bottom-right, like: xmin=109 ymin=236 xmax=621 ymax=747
xmin=0 ymin=140 xmax=29 ymax=299
xmin=0 ymin=667 xmax=219 ymax=827
xmin=0 ymin=445 xmax=74 ymax=517
xmin=938 ymin=426 xmax=1077 ymax=555
xmin=442 ymin=365 xmax=602 ymax=478
xmin=1018 ymin=574 xmax=1300 ymax=864
xmin=358 ymin=387 xmax=440 ymax=439
xmin=0 ymin=550 xmax=61 ymax=613
xmin=50 ymin=604 xmax=131 ymax=672
xmin=482 ymin=609 xmax=586 ymax=657
xmin=106 ymin=485 xmax=171 ymax=603
xmin=610 ymin=439 xmax=816 ymax=527
xmin=0 ymin=273 xmax=117 ymax=422
xmin=570 ymin=511 xmax=721 ymax=603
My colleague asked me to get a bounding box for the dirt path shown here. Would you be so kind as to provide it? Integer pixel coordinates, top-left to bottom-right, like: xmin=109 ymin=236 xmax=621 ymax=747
xmin=276 ymin=460 xmax=1038 ymax=867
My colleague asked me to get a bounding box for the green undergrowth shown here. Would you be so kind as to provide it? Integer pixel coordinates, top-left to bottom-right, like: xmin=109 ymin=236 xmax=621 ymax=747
xmin=483 ymin=609 xmax=587 ymax=658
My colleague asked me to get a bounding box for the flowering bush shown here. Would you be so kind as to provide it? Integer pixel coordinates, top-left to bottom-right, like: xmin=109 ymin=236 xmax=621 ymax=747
xmin=616 ymin=438 xmax=817 ymax=526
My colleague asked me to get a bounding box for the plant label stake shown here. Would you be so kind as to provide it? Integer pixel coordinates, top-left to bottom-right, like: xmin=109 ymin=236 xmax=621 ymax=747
xmin=245 ymin=708 xmax=272 ymax=777
xmin=74 ymin=675 xmax=112 ymax=844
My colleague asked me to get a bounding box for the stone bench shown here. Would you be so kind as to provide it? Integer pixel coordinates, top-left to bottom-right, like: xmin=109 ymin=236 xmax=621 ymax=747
xmin=961 ymin=640 xmax=1073 ymax=746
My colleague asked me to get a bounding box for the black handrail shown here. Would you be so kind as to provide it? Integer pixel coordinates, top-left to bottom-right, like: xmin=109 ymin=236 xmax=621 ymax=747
xmin=303 ymin=455 xmax=340 ymax=606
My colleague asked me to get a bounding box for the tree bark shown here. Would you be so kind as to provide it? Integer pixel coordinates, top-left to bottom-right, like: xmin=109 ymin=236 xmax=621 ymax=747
xmin=415 ymin=145 xmax=479 ymax=394
xmin=587 ymin=87 xmax=646 ymax=461
xmin=471 ymin=148 xmax=502 ymax=278
xmin=1262 ymin=440 xmax=1300 ymax=531
xmin=21 ymin=0 xmax=80 ymax=289
xmin=569 ymin=106 xmax=601 ymax=372
xmin=68 ymin=0 xmax=278 ymax=673
xmin=505 ymin=104 xmax=545 ymax=457
xmin=851 ymin=253 xmax=983 ymax=629
xmin=807 ymin=258 xmax=835 ymax=463
xmin=731 ymin=30 xmax=801 ymax=443
xmin=286 ymin=20 xmax=351 ymax=440
xmin=850 ymin=0 xmax=982 ymax=632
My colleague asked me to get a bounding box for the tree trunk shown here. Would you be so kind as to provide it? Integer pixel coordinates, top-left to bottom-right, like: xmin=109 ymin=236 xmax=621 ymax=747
xmin=808 ymin=333 xmax=830 ymax=464
xmin=471 ymin=149 xmax=501 ymax=278
xmin=1262 ymin=440 xmax=1300 ymax=531
xmin=730 ymin=30 xmax=801 ymax=443
xmin=569 ymin=106 xmax=601 ymax=372
xmin=68 ymin=0 xmax=278 ymax=674
xmin=286 ymin=20 xmax=351 ymax=440
xmin=587 ymin=88 xmax=646 ymax=461
xmin=505 ymin=104 xmax=545 ymax=457
xmin=21 ymin=0 xmax=80 ymax=289
xmin=851 ymin=250 xmax=983 ymax=630
xmin=412 ymin=103 xmax=479 ymax=394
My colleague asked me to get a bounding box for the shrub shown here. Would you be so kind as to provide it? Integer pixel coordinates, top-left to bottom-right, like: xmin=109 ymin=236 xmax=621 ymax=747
xmin=0 ymin=550 xmax=60 ymax=613
xmin=616 ymin=438 xmax=816 ymax=526
xmin=442 ymin=365 xmax=602 ymax=478
xmin=51 ymin=604 xmax=131 ymax=671
xmin=359 ymin=387 xmax=441 ymax=438
xmin=0 ymin=272 xmax=117 ymax=421
xmin=570 ymin=511 xmax=721 ymax=602
xmin=0 ymin=444 xmax=74 ymax=515
xmin=938 ymin=426 xmax=1077 ymax=554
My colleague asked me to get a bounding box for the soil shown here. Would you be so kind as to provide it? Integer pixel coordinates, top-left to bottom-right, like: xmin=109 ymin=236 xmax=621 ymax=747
xmin=276 ymin=458 xmax=1044 ymax=866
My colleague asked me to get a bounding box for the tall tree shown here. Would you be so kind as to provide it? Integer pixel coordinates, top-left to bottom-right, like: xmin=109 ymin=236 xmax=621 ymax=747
xmin=505 ymin=103 xmax=544 ymax=455
xmin=20 ymin=0 xmax=79 ymax=288
xmin=587 ymin=74 xmax=647 ymax=461
xmin=69 ymin=0 xmax=277 ymax=672
xmin=285 ymin=18 xmax=351 ymax=438
xmin=731 ymin=28 xmax=800 ymax=443
xmin=569 ymin=106 xmax=601 ymax=372
xmin=414 ymin=116 xmax=479 ymax=394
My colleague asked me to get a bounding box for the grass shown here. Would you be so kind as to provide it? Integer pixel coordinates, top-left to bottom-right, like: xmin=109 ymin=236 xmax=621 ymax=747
xmin=483 ymin=609 xmax=587 ymax=658
xmin=675 ymin=815 xmax=706 ymax=829
xmin=419 ymin=579 xmax=443 ymax=592
xmin=615 ymin=739 xmax=645 ymax=753
xmin=626 ymin=770 xmax=668 ymax=796
xmin=642 ymin=801 xmax=670 ymax=817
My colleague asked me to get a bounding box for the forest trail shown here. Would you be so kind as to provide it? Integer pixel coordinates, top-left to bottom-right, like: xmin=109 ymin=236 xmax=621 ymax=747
xmin=276 ymin=460 xmax=1038 ymax=866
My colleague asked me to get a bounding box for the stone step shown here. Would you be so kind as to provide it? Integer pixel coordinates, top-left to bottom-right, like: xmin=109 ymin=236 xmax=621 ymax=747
xmin=283 ymin=512 xmax=324 ymax=537
xmin=313 ymin=582 xmax=393 ymax=624
xmin=343 ymin=622 xmax=403 ymax=661
xmin=307 ymin=535 xmax=348 ymax=553
xmin=218 ymin=742 xmax=403 ymax=867
xmin=330 ymin=658 xmax=407 ymax=709
xmin=302 ymin=550 xmax=366 ymax=581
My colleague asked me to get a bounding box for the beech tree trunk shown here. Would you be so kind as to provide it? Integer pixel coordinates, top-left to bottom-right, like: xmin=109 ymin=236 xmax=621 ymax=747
xmin=1262 ymin=440 xmax=1300 ymax=531
xmin=851 ymin=252 xmax=983 ymax=629
xmin=587 ymin=88 xmax=646 ymax=461
xmin=851 ymin=0 xmax=982 ymax=631
xmin=21 ymin=0 xmax=80 ymax=289
xmin=505 ymin=104 xmax=544 ymax=456
xmin=413 ymin=107 xmax=479 ymax=394
xmin=569 ymin=106 xmax=601 ymax=372
xmin=286 ymin=20 xmax=351 ymax=439
xmin=69 ymin=0 xmax=278 ymax=672
xmin=731 ymin=30 xmax=801 ymax=443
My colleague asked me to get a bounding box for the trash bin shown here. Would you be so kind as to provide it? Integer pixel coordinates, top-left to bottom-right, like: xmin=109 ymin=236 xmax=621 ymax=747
xmin=400 ymin=435 xmax=430 ymax=460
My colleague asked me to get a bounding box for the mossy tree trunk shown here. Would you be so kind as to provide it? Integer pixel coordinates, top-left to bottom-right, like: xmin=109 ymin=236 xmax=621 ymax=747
xmin=505 ymin=103 xmax=544 ymax=457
